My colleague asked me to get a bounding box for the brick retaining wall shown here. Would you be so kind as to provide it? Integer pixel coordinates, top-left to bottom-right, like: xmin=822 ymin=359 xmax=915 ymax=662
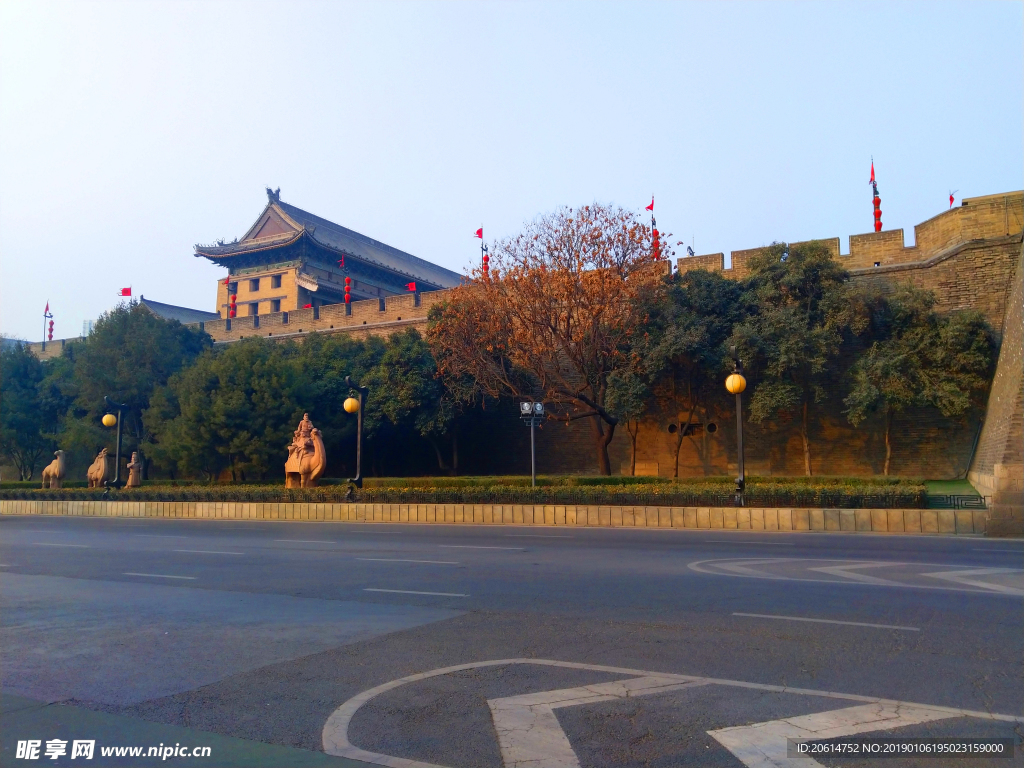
xmin=0 ymin=500 xmax=987 ymax=534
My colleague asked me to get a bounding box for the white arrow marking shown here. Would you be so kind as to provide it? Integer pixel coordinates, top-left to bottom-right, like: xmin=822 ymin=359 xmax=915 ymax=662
xmin=921 ymin=567 xmax=1024 ymax=596
xmin=713 ymin=558 xmax=797 ymax=578
xmin=488 ymin=676 xmax=706 ymax=768
xmin=807 ymin=562 xmax=904 ymax=585
xmin=710 ymin=702 xmax=957 ymax=767
xmin=322 ymin=659 xmax=1024 ymax=768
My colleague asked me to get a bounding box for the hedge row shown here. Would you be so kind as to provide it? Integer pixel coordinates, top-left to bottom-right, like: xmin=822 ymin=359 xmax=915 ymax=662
xmin=0 ymin=481 xmax=927 ymax=509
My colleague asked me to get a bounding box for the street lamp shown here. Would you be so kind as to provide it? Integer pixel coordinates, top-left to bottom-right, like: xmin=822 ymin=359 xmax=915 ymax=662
xmin=725 ymin=347 xmax=746 ymax=506
xmin=344 ymin=376 xmax=369 ymax=490
xmin=519 ymin=401 xmax=545 ymax=487
xmin=102 ymin=396 xmax=127 ymax=491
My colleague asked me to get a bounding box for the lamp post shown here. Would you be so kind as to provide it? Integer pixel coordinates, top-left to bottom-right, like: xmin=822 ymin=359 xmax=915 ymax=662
xmin=344 ymin=376 xmax=369 ymax=489
xmin=102 ymin=396 xmax=127 ymax=490
xmin=519 ymin=401 xmax=545 ymax=487
xmin=725 ymin=348 xmax=747 ymax=506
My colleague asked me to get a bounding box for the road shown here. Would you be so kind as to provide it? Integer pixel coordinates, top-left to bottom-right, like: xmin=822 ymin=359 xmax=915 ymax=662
xmin=1 ymin=514 xmax=1022 ymax=767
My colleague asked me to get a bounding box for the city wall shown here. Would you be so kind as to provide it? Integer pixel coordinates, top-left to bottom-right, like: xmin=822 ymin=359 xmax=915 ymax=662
xmin=24 ymin=193 xmax=1024 ymax=487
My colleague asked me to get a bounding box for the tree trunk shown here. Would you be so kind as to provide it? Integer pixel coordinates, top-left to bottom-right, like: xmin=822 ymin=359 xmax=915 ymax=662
xmin=627 ymin=421 xmax=639 ymax=476
xmin=883 ymin=409 xmax=892 ymax=477
xmin=428 ymin=438 xmax=450 ymax=473
xmin=801 ymin=400 xmax=812 ymax=477
xmin=672 ymin=431 xmax=684 ymax=478
xmin=451 ymin=430 xmax=459 ymax=475
xmin=589 ymin=416 xmax=615 ymax=476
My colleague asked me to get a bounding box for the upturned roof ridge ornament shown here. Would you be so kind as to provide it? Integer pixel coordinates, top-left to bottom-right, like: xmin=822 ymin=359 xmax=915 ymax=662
xmin=266 ymin=186 xmax=281 ymax=203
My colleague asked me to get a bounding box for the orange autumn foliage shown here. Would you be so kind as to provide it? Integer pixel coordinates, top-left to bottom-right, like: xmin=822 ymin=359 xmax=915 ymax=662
xmin=428 ymin=204 xmax=670 ymax=474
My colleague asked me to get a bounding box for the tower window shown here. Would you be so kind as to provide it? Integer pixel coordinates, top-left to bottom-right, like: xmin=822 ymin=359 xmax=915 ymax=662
xmin=271 ymin=299 xmax=281 ymax=312
xmin=271 ymin=275 xmax=282 ymax=289
xmin=249 ymin=303 xmax=259 ymax=316
xmin=250 ymin=278 xmax=260 ymax=291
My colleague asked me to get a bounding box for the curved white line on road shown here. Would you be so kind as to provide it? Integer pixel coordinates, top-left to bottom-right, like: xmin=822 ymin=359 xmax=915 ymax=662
xmin=321 ymin=659 xmax=1024 ymax=767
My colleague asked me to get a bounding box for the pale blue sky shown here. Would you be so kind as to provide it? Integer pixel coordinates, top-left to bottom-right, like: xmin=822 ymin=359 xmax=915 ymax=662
xmin=1 ymin=0 xmax=1021 ymax=341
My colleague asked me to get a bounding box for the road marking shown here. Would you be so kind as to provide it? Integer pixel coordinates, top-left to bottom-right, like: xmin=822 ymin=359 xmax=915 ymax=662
xmin=733 ymin=613 xmax=919 ymax=631
xmin=0 ymin=563 xmax=13 ymax=567
xmin=438 ymin=545 xmax=524 ymax=550
xmin=921 ymin=567 xmax=1024 ymax=596
xmin=503 ymin=535 xmax=573 ymax=539
xmin=322 ymin=658 xmax=1024 ymax=768
xmin=275 ymin=539 xmax=337 ymax=544
xmin=490 ymin=677 xmax=707 ymax=767
xmin=689 ymin=557 xmax=1024 ymax=596
xmin=973 ymin=548 xmax=1024 ymax=553
xmin=124 ymin=572 xmax=196 ymax=580
xmin=172 ymin=549 xmax=244 ymax=555
xmin=807 ymin=562 xmax=903 ymax=585
xmin=132 ymin=534 xmax=189 ymax=539
xmin=706 ymin=540 xmax=795 ymax=546
xmin=358 ymin=558 xmax=459 ymax=565
xmin=710 ymin=702 xmax=957 ymax=767
xmin=364 ymin=588 xmax=467 ymax=597
xmin=32 ymin=542 xmax=89 ymax=548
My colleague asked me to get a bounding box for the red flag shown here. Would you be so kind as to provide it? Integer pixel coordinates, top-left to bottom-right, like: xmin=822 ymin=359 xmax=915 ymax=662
xmin=118 ymin=287 xmax=132 ymax=297
xmin=44 ymin=301 xmax=49 ymax=313
xmin=338 ymin=256 xmax=345 ymax=268
xmin=870 ymin=161 xmax=875 ymax=184
xmin=303 ymin=303 xmax=312 ymax=309
xmin=474 ymin=228 xmax=483 ymax=239
xmin=949 ymin=194 xmax=954 ymax=208
xmin=406 ymin=282 xmax=417 ymax=291
xmin=645 ymin=197 xmax=654 ymax=212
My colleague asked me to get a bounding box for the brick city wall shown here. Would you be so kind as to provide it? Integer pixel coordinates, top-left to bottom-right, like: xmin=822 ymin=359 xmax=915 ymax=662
xmin=25 ymin=193 xmax=1024 ymax=482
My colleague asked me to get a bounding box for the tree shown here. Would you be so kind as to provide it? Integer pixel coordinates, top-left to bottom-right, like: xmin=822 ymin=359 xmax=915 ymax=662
xmin=54 ymin=300 xmax=210 ymax=473
xmin=145 ymin=338 xmax=306 ymax=480
xmin=0 ymin=343 xmax=55 ymax=479
xmin=429 ymin=204 xmax=668 ymax=474
xmin=645 ymin=269 xmax=749 ymax=476
xmin=730 ymin=241 xmax=857 ymax=476
xmin=364 ymin=329 xmax=462 ymax=473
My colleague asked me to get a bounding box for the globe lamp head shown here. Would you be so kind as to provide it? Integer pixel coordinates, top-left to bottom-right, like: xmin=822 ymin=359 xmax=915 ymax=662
xmin=101 ymin=413 xmax=117 ymax=428
xmin=725 ymin=373 xmax=747 ymax=395
xmin=343 ymin=397 xmax=360 ymax=414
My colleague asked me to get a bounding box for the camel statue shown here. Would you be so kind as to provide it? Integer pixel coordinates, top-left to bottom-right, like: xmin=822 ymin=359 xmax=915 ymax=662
xmin=284 ymin=413 xmax=326 ymax=488
xmin=41 ymin=450 xmax=66 ymax=489
xmin=126 ymin=452 xmax=143 ymax=488
xmin=87 ymin=448 xmax=110 ymax=488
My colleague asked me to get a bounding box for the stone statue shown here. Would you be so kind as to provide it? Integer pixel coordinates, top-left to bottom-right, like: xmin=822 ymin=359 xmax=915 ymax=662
xmin=87 ymin=448 xmax=110 ymax=488
xmin=41 ymin=450 xmax=66 ymax=489
xmin=284 ymin=413 xmax=326 ymax=488
xmin=126 ymin=452 xmax=143 ymax=488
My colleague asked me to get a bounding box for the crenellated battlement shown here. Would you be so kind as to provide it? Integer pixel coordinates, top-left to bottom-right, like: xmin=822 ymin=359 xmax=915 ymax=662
xmin=26 ymin=191 xmax=1022 ymax=359
xmin=678 ymin=192 xmax=1022 ymax=277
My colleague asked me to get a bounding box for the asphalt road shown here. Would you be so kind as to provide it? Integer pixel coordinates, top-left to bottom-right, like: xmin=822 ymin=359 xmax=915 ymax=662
xmin=1 ymin=514 xmax=1022 ymax=767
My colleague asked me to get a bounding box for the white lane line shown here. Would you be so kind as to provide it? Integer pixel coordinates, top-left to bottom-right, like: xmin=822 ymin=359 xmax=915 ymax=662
xmin=172 ymin=549 xmax=245 ymax=556
xmin=489 ymin=677 xmax=707 ymax=768
xmin=706 ymin=540 xmax=795 ymax=546
xmin=438 ymin=545 xmax=524 ymax=550
xmin=504 ymin=535 xmax=573 ymax=539
xmin=710 ymin=702 xmax=957 ymax=767
xmin=0 ymin=563 xmax=13 ymax=567
xmin=132 ymin=534 xmax=189 ymax=539
xmin=275 ymin=539 xmax=336 ymax=544
xmin=733 ymin=613 xmax=919 ymax=631
xmin=32 ymin=542 xmax=89 ymax=548
xmin=124 ymin=572 xmax=196 ymax=580
xmin=364 ymin=588 xmax=467 ymax=597
xmin=973 ymin=548 xmax=1024 ymax=553
xmin=358 ymin=558 xmax=460 ymax=565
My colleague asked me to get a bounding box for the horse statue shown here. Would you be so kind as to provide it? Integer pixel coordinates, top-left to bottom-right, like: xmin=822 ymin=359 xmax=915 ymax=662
xmin=41 ymin=450 xmax=66 ymax=489
xmin=87 ymin=448 xmax=110 ymax=488
xmin=284 ymin=413 xmax=326 ymax=488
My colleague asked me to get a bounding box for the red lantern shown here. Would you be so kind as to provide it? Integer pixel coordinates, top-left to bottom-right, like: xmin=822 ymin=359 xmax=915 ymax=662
xmin=229 ymin=309 xmax=236 ymax=318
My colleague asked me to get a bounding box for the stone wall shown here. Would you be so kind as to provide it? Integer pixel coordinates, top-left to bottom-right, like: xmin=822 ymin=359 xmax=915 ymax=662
xmin=969 ymin=243 xmax=1023 ymax=534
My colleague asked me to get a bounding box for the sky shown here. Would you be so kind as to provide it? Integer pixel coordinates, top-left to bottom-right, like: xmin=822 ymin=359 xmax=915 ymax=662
xmin=1 ymin=0 xmax=1021 ymax=342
